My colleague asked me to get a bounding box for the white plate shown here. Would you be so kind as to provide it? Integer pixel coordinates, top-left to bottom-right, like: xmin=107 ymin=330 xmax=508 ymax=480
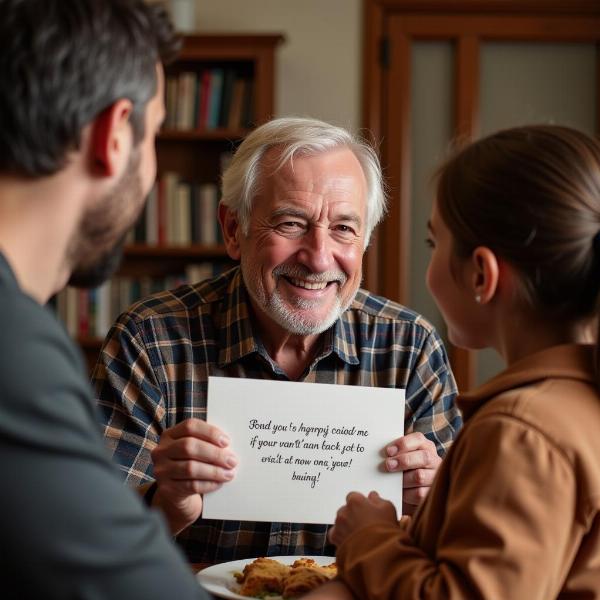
xmin=196 ymin=555 xmax=336 ymax=599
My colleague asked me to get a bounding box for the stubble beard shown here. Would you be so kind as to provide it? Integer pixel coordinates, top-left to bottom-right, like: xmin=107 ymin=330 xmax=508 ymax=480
xmin=67 ymin=150 xmax=144 ymax=289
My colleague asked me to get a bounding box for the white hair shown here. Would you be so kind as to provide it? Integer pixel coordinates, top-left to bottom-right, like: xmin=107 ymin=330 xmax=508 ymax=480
xmin=220 ymin=116 xmax=387 ymax=246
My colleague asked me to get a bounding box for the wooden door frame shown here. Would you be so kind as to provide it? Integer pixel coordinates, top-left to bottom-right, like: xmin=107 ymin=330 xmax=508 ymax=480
xmin=363 ymin=0 xmax=600 ymax=391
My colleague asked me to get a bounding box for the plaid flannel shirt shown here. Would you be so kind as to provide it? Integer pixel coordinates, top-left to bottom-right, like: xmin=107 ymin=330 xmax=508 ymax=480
xmin=92 ymin=266 xmax=460 ymax=563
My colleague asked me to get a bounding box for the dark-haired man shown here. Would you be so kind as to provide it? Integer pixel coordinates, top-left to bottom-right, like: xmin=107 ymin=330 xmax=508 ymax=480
xmin=0 ymin=0 xmax=209 ymax=597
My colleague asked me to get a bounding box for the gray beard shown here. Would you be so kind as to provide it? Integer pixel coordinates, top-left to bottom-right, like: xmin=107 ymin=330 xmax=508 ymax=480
xmin=241 ymin=261 xmax=356 ymax=335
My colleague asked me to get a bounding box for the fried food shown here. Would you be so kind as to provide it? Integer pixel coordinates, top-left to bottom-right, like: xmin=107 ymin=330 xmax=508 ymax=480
xmin=234 ymin=557 xmax=289 ymax=596
xmin=234 ymin=557 xmax=337 ymax=598
xmin=282 ymin=560 xmax=337 ymax=598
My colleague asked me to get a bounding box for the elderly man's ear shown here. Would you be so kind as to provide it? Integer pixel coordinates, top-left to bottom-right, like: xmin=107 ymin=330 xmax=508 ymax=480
xmin=219 ymin=204 xmax=242 ymax=261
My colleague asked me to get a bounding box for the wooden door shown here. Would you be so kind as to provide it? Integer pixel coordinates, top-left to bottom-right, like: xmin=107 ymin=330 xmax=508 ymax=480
xmin=363 ymin=0 xmax=600 ymax=391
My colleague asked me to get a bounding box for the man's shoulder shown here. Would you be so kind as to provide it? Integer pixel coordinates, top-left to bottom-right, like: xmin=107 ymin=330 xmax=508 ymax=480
xmin=349 ymin=288 xmax=437 ymax=334
xmin=121 ymin=268 xmax=236 ymax=323
xmin=0 ymin=284 xmax=87 ymax=401
xmin=0 ymin=282 xmax=73 ymax=351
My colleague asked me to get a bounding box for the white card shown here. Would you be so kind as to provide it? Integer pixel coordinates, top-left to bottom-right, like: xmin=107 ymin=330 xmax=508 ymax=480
xmin=202 ymin=376 xmax=405 ymax=524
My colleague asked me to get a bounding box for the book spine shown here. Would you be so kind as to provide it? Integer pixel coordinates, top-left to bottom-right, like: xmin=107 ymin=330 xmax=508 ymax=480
xmin=207 ymin=68 xmax=224 ymax=130
xmin=198 ymin=69 xmax=212 ymax=129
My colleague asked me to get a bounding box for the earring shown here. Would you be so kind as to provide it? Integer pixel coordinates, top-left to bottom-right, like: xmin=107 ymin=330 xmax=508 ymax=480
xmin=475 ymin=295 xmax=482 ymax=304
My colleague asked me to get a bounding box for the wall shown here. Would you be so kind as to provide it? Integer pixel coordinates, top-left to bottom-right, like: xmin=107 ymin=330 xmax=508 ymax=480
xmin=408 ymin=41 xmax=597 ymax=384
xmin=189 ymin=0 xmax=362 ymax=132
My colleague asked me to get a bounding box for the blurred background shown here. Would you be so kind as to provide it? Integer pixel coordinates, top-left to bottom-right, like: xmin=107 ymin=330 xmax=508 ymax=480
xmin=138 ymin=0 xmax=599 ymax=390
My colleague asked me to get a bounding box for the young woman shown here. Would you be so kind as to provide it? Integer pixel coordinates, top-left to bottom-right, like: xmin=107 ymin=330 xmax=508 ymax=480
xmin=304 ymin=125 xmax=600 ymax=599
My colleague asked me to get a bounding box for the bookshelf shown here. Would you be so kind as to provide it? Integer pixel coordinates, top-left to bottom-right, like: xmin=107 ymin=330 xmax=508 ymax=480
xmin=58 ymin=33 xmax=284 ymax=371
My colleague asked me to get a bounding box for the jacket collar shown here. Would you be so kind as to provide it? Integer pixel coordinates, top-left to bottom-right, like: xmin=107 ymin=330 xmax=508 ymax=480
xmin=457 ymin=344 xmax=596 ymax=421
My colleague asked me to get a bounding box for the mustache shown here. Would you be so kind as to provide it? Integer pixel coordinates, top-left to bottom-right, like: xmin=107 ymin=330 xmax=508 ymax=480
xmin=272 ymin=264 xmax=347 ymax=286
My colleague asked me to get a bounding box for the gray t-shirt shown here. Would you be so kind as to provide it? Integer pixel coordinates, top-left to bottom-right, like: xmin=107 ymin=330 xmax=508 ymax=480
xmin=0 ymin=253 xmax=210 ymax=599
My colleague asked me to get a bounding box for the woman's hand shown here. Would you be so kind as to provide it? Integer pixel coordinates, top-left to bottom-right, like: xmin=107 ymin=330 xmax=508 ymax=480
xmin=328 ymin=490 xmax=398 ymax=547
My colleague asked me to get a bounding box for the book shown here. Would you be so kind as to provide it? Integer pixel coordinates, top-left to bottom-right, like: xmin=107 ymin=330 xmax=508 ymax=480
xmin=190 ymin=184 xmax=199 ymax=243
xmin=177 ymin=71 xmax=197 ymax=130
xmin=198 ymin=183 xmax=219 ymax=244
xmin=94 ymin=281 xmax=111 ymax=338
xmin=175 ymin=181 xmax=192 ymax=245
xmin=77 ymin=289 xmax=90 ymax=336
xmin=145 ymin=183 xmax=159 ymax=245
xmin=241 ymin=77 xmax=254 ymax=128
xmin=165 ymin=75 xmax=179 ymax=129
xmin=207 ymin=68 xmax=224 ymax=129
xmin=198 ymin=69 xmax=212 ymax=129
xmin=227 ymin=77 xmax=247 ymax=129
xmin=161 ymin=172 xmax=179 ymax=245
xmin=185 ymin=262 xmax=214 ymax=284
xmin=218 ymin=69 xmax=237 ymax=128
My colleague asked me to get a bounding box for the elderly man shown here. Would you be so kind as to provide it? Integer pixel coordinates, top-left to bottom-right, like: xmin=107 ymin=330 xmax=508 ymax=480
xmin=92 ymin=117 xmax=460 ymax=563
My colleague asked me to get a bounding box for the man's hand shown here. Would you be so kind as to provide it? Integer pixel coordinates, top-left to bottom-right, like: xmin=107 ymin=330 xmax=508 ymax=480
xmin=384 ymin=431 xmax=441 ymax=515
xmin=329 ymin=491 xmax=398 ymax=547
xmin=149 ymin=418 xmax=238 ymax=535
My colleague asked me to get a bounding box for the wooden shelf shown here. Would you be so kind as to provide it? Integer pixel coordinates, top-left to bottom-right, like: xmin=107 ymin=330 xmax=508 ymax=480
xmin=79 ymin=336 xmax=103 ymax=373
xmin=118 ymin=244 xmax=233 ymax=278
xmin=123 ymin=244 xmax=228 ymax=259
xmin=158 ymin=128 xmax=250 ymax=141
xmin=79 ymin=335 xmax=103 ymax=349
xmin=177 ymin=33 xmax=285 ymax=62
xmin=72 ymin=33 xmax=283 ymax=373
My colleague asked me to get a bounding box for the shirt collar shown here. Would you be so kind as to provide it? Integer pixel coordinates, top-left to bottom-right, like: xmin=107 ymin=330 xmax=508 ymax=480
xmin=457 ymin=343 xmax=596 ymax=421
xmin=216 ymin=267 xmax=360 ymax=368
xmin=217 ymin=268 xmax=259 ymax=366
xmin=331 ymin=306 xmax=360 ymax=365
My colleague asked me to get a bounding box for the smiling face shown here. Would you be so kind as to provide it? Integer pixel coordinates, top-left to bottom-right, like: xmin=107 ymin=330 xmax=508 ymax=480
xmin=232 ymin=146 xmax=367 ymax=337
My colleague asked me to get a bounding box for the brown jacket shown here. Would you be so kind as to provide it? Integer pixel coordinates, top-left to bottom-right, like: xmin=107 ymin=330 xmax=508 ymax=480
xmin=338 ymin=344 xmax=600 ymax=599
